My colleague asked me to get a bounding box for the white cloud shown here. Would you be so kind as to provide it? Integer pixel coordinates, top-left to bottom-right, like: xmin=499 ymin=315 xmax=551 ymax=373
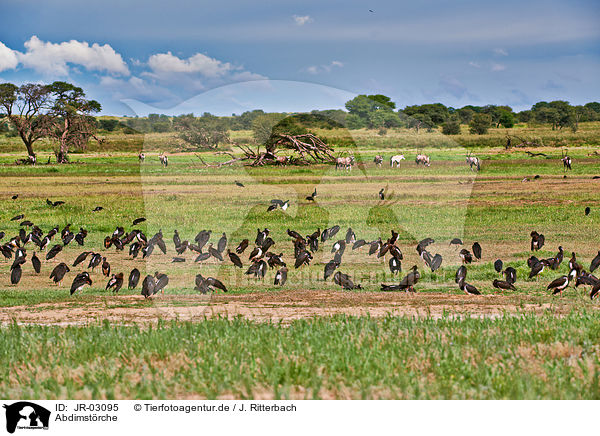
xmin=491 ymin=63 xmax=506 ymax=71
xmin=230 ymin=71 xmax=268 ymax=82
xmin=99 ymin=75 xmax=177 ymax=104
xmin=147 ymin=51 xmax=232 ymax=77
xmin=16 ymin=36 xmax=129 ymax=76
xmin=304 ymin=60 xmax=343 ymax=74
xmin=0 ymin=42 xmax=19 ymax=72
xmin=468 ymin=61 xmax=481 ymax=68
xmin=293 ymin=15 xmax=313 ymax=26
xmin=100 ymin=76 xmax=149 ymax=93
xmin=493 ymin=48 xmax=508 ymax=56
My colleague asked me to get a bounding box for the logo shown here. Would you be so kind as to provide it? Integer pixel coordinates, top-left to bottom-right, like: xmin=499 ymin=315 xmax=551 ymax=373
xmin=3 ymin=402 xmax=50 ymax=434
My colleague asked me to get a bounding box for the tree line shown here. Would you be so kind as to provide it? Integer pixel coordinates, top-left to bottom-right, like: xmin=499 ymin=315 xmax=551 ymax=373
xmin=110 ymin=96 xmax=600 ymax=138
xmin=343 ymin=94 xmax=600 ymax=135
xmin=2 ymin=81 xmax=600 ymax=157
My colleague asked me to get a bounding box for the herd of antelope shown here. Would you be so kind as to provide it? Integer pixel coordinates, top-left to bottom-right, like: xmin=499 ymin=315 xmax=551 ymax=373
xmin=372 ymin=153 xmax=432 ymax=169
xmin=136 ymin=150 xmax=572 ymax=174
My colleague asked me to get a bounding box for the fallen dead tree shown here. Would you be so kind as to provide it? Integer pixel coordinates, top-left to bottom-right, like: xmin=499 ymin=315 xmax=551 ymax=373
xmin=196 ymin=133 xmax=336 ymax=167
xmin=506 ymin=134 xmax=544 ymax=149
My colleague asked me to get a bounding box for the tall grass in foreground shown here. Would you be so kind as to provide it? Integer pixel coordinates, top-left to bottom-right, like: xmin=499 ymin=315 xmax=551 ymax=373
xmin=1 ymin=313 xmax=599 ymax=399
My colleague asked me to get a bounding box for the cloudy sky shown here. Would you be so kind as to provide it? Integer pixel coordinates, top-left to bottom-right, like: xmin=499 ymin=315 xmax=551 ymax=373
xmin=0 ymin=0 xmax=598 ymax=115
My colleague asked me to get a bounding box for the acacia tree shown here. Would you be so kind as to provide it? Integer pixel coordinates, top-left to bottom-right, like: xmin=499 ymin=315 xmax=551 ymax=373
xmin=46 ymin=82 xmax=101 ymax=163
xmin=174 ymin=114 xmax=230 ymax=150
xmin=0 ymin=83 xmax=53 ymax=160
xmin=251 ymin=113 xmax=287 ymax=144
xmin=345 ymin=94 xmax=396 ymax=129
xmin=469 ymin=113 xmax=492 ymax=134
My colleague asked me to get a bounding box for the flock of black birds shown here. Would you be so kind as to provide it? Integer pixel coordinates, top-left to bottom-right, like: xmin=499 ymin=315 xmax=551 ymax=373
xmin=2 ymin=195 xmax=600 ymax=300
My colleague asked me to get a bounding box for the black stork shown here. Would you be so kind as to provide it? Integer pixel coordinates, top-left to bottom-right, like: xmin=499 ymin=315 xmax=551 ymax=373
xmin=154 ymin=272 xmax=169 ymax=294
xmin=324 ymin=260 xmax=340 ymax=280
xmin=46 ymin=244 xmax=63 ymax=261
xmin=274 ymin=267 xmax=288 ymax=286
xmin=381 ymin=265 xmax=420 ymax=292
xmin=450 ymin=238 xmax=463 ymax=249
xmin=455 ymin=265 xmax=467 ymax=285
xmin=459 ymin=249 xmax=473 ymax=264
xmin=228 ymin=250 xmax=243 ymax=268
xmin=10 ymin=264 xmax=22 ymax=285
xmin=70 ymin=272 xmax=92 ymax=295
xmin=50 ymin=263 xmax=70 ymax=286
xmin=31 ymin=252 xmax=41 ymax=274
xmin=208 ymin=244 xmax=224 ymax=261
xmin=492 ymin=279 xmax=516 ymax=292
xmin=106 ymin=273 xmax=124 ymax=293
xmin=217 ymin=233 xmax=227 ymax=254
xmin=128 ymin=268 xmax=140 ymax=289
xmin=194 ymin=274 xmax=228 ymax=294
xmin=333 ymin=271 xmax=362 ymax=290
xmin=494 ymin=259 xmax=503 ymax=275
xmin=389 ymin=257 xmax=401 ymax=274
xmin=458 ymin=278 xmax=480 ymax=295
xmin=547 ymin=270 xmax=576 ymax=297
xmin=530 ymin=231 xmax=545 ymax=251
xmin=236 ymin=239 xmax=249 ymax=254
xmin=141 ymin=275 xmax=156 ymax=298
xmin=503 ymin=267 xmax=517 ymax=285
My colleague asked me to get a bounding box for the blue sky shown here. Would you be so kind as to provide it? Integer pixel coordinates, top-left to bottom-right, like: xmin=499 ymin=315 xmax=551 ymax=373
xmin=0 ymin=0 xmax=598 ymax=115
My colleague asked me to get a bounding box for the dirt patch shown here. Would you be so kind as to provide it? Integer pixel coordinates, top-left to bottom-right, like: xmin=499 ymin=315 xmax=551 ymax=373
xmin=0 ymin=290 xmax=565 ymax=326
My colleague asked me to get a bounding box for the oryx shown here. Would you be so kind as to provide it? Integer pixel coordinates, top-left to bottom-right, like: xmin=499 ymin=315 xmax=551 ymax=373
xmin=390 ymin=154 xmax=405 ymax=167
xmin=561 ymin=150 xmax=572 ymax=171
xmin=466 ymin=152 xmax=480 ymax=171
xmin=336 ymin=156 xmax=355 ymax=170
xmin=415 ymin=153 xmax=431 ymax=167
xmin=159 ymin=153 xmax=168 ymax=167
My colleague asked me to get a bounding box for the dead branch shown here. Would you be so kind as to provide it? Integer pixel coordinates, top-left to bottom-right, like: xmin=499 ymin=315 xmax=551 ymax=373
xmin=267 ymin=133 xmax=335 ymax=165
xmin=194 ymin=133 xmax=336 ymax=168
xmin=508 ymin=133 xmax=543 ymax=148
xmin=525 ymin=151 xmax=548 ymax=157
xmin=195 ymin=154 xmax=246 ymax=168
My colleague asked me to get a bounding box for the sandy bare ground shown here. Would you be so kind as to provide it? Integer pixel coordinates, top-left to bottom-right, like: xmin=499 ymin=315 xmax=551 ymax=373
xmin=0 ymin=290 xmax=571 ymax=326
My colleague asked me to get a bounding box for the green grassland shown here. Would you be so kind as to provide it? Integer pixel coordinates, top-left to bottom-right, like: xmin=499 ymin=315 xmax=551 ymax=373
xmin=2 ymin=313 xmax=600 ymax=399
xmin=0 ymin=124 xmax=599 ymax=399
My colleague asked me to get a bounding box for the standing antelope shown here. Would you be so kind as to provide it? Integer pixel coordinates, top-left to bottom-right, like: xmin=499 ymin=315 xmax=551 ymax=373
xmin=466 ymin=152 xmax=480 ymax=171
xmin=336 ymin=156 xmax=355 ymax=170
xmin=373 ymin=155 xmax=383 ymax=167
xmin=138 ymin=153 xmax=145 ymax=162
xmin=390 ymin=154 xmax=405 ymax=167
xmin=415 ymin=154 xmax=431 ymax=167
xmin=561 ymin=150 xmax=572 ymax=171
xmin=159 ymin=153 xmax=168 ymax=167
